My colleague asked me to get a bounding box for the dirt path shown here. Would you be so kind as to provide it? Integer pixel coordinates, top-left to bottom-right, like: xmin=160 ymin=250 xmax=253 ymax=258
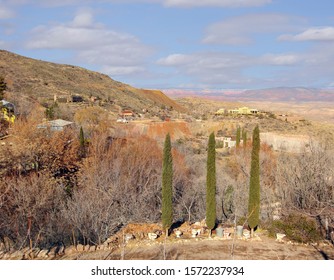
xmin=60 ymin=233 xmax=334 ymax=260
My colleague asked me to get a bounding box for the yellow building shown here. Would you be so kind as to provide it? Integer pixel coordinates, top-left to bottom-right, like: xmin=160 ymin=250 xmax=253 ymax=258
xmin=214 ymin=108 xmax=225 ymax=115
xmin=228 ymin=107 xmax=258 ymax=115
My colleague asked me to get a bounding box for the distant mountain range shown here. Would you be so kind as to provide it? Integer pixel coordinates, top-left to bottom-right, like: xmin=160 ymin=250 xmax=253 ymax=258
xmin=163 ymin=87 xmax=334 ymax=103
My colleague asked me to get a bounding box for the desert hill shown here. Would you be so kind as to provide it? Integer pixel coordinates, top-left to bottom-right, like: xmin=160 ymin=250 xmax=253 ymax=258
xmin=0 ymin=50 xmax=184 ymax=113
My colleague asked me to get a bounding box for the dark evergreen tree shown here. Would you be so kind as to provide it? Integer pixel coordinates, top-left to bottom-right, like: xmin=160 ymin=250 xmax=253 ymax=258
xmin=45 ymin=102 xmax=59 ymax=120
xmin=206 ymin=132 xmax=216 ymax=237
xmin=248 ymin=125 xmax=260 ymax=237
xmin=79 ymin=126 xmax=86 ymax=158
xmin=236 ymin=126 xmax=241 ymax=148
xmin=0 ymin=76 xmax=7 ymax=100
xmin=162 ymin=133 xmax=173 ymax=236
xmin=242 ymin=129 xmax=247 ymax=147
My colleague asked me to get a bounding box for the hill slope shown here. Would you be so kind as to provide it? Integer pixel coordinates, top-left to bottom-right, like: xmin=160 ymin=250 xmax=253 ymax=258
xmin=0 ymin=50 xmax=184 ymax=113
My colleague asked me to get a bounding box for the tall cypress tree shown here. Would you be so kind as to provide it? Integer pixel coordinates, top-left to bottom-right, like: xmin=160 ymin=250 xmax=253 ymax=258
xmin=206 ymin=132 xmax=216 ymax=237
xmin=242 ymin=129 xmax=247 ymax=147
xmin=79 ymin=126 xmax=86 ymax=158
xmin=162 ymin=133 xmax=173 ymax=236
xmin=236 ymin=126 xmax=241 ymax=148
xmin=248 ymin=125 xmax=260 ymax=237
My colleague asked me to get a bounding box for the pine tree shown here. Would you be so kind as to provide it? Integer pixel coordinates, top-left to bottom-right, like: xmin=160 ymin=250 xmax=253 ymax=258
xmin=206 ymin=132 xmax=216 ymax=237
xmin=0 ymin=76 xmax=7 ymax=100
xmin=248 ymin=125 xmax=260 ymax=237
xmin=162 ymin=133 xmax=173 ymax=236
xmin=236 ymin=126 xmax=241 ymax=148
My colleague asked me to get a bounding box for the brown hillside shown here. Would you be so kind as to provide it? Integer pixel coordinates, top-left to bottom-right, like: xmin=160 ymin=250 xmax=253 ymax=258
xmin=0 ymin=50 xmax=184 ymax=113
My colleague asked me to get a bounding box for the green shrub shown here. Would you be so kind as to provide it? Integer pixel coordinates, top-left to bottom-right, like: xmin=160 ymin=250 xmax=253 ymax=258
xmin=266 ymin=213 xmax=322 ymax=243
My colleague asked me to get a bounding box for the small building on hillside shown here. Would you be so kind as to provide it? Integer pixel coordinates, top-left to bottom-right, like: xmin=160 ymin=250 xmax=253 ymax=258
xmin=228 ymin=107 xmax=258 ymax=115
xmin=222 ymin=136 xmax=237 ymax=148
xmin=214 ymin=108 xmax=226 ymax=115
xmin=71 ymin=95 xmax=84 ymax=103
xmin=121 ymin=110 xmax=135 ymax=119
xmin=54 ymin=94 xmax=71 ymax=103
xmin=216 ymin=134 xmax=237 ymax=148
xmin=228 ymin=109 xmax=239 ymax=114
xmin=37 ymin=119 xmax=74 ymax=131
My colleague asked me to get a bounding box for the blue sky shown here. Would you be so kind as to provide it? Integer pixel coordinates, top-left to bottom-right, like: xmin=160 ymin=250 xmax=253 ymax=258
xmin=1 ymin=0 xmax=334 ymax=90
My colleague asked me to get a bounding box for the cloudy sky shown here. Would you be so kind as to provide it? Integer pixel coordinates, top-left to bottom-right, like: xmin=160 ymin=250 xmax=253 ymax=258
xmin=1 ymin=0 xmax=334 ymax=90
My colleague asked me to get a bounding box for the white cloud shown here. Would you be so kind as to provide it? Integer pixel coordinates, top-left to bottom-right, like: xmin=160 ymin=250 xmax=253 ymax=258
xmin=71 ymin=9 xmax=95 ymax=28
xmin=203 ymin=13 xmax=304 ymax=45
xmin=279 ymin=27 xmax=334 ymax=42
xmin=164 ymin=0 xmax=271 ymax=8
xmin=156 ymin=48 xmax=334 ymax=88
xmin=157 ymin=53 xmax=193 ymax=66
xmin=0 ymin=6 xmax=15 ymax=19
xmin=25 ymin=10 xmax=152 ymax=78
xmin=158 ymin=51 xmax=255 ymax=86
xmin=261 ymin=53 xmax=300 ymax=66
xmin=4 ymin=0 xmax=271 ymax=7
xmin=0 ymin=40 xmax=8 ymax=47
xmin=101 ymin=66 xmax=145 ymax=76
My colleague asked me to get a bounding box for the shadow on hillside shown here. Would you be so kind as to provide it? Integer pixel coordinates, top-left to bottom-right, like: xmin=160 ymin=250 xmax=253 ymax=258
xmin=170 ymin=219 xmax=185 ymax=232
xmin=312 ymin=245 xmax=332 ymax=260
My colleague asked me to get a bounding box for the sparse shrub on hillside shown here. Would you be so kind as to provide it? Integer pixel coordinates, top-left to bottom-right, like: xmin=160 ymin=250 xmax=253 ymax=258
xmin=268 ymin=112 xmax=276 ymax=119
xmin=222 ymin=185 xmax=234 ymax=219
xmin=0 ymin=75 xmax=7 ymax=100
xmin=266 ymin=213 xmax=322 ymax=243
xmin=45 ymin=102 xmax=60 ymax=120
xmin=74 ymin=106 xmax=110 ymax=136
xmin=0 ymin=172 xmax=68 ymax=249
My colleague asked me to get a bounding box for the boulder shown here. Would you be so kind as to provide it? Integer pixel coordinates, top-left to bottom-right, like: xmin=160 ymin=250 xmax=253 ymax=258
xmin=48 ymin=246 xmax=57 ymax=257
xmin=89 ymin=245 xmax=97 ymax=252
xmin=276 ymin=233 xmax=286 ymax=242
xmin=28 ymin=248 xmax=40 ymax=259
xmin=191 ymin=228 xmax=198 ymax=237
xmin=76 ymin=244 xmax=84 ymax=252
xmin=10 ymin=250 xmax=24 ymax=260
xmin=37 ymin=249 xmax=49 ymax=259
xmin=243 ymin=229 xmax=251 ymax=239
xmin=174 ymin=230 xmax=182 ymax=238
xmin=125 ymin=234 xmax=135 ymax=242
xmin=64 ymin=245 xmax=77 ymax=255
xmin=154 ymin=229 xmax=162 ymax=236
xmin=148 ymin=233 xmax=158 ymax=240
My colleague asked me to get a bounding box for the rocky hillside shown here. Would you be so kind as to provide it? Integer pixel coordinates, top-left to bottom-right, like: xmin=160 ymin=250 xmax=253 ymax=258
xmin=0 ymin=50 xmax=184 ymax=113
